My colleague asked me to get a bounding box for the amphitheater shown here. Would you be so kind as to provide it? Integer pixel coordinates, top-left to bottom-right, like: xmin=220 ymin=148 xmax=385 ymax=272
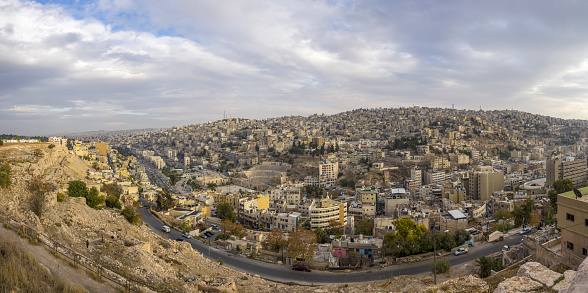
xmin=235 ymin=162 xmax=291 ymax=189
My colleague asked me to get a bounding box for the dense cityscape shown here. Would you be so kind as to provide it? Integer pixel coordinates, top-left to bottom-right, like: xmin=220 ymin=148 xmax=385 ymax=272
xmin=3 ymin=106 xmax=588 ymax=291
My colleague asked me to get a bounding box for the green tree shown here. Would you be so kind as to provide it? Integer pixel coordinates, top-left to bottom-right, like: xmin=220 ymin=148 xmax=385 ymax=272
xmin=553 ymin=179 xmax=573 ymax=194
xmin=476 ymin=256 xmax=504 ymax=278
xmin=0 ymin=159 xmax=10 ymax=189
xmin=102 ymin=183 xmax=123 ymax=209
xmin=207 ymin=183 xmax=217 ymax=191
xmin=512 ymin=197 xmax=534 ymax=227
xmin=156 ymin=190 xmax=174 ymax=211
xmin=47 ymin=144 xmax=55 ymax=149
xmin=85 ymin=187 xmax=104 ymax=209
xmin=454 ymin=229 xmax=470 ymax=246
xmin=67 ymin=180 xmax=88 ymax=198
xmin=66 ymin=139 xmax=73 ymax=150
xmin=548 ymin=190 xmax=558 ymax=213
xmin=217 ymin=202 xmax=236 ymax=223
xmin=315 ymin=227 xmax=331 ymax=243
xmin=121 ymin=207 xmax=142 ymax=225
xmin=354 ymin=220 xmax=374 ymax=236
xmin=180 ymin=220 xmax=192 ymax=233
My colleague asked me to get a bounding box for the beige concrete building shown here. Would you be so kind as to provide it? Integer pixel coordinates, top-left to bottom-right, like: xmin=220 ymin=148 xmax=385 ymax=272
xmin=469 ymin=170 xmax=504 ymax=201
xmin=319 ymin=161 xmax=338 ymax=186
xmin=558 ymin=187 xmax=588 ymax=263
xmin=546 ymin=157 xmax=587 ymax=188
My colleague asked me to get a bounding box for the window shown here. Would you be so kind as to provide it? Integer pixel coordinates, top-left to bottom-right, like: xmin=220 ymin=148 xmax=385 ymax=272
xmin=583 ymin=248 xmax=587 ymax=256
xmin=586 ymin=219 xmax=588 ymax=227
xmin=566 ymin=213 xmax=575 ymax=222
xmin=567 ymin=241 xmax=574 ymax=251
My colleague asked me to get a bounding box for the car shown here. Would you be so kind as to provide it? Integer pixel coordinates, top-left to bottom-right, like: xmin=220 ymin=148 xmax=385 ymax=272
xmin=162 ymin=225 xmax=170 ymax=233
xmin=200 ymin=234 xmax=207 ymax=239
xmin=182 ymin=233 xmax=192 ymax=239
xmin=291 ymin=263 xmax=310 ymax=272
xmin=519 ymin=227 xmax=532 ymax=235
xmin=175 ymin=238 xmax=186 ymax=242
xmin=502 ymin=245 xmax=509 ymax=252
xmin=205 ymin=231 xmax=214 ymax=236
xmin=454 ymin=247 xmax=468 ymax=256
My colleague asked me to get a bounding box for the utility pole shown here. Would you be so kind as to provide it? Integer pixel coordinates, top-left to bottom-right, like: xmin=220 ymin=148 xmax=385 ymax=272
xmin=433 ymin=232 xmax=437 ymax=285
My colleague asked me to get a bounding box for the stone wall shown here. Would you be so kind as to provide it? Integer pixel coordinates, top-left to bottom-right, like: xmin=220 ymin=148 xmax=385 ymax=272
xmin=535 ymin=237 xmax=562 ymax=268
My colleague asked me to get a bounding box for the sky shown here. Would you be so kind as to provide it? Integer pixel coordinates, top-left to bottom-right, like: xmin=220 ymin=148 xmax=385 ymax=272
xmin=3 ymin=0 xmax=588 ymax=135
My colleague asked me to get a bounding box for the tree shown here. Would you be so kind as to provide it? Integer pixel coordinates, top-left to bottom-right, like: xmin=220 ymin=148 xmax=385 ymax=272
xmin=0 ymin=158 xmax=10 ymax=189
xmin=263 ymin=228 xmax=287 ymax=251
xmin=433 ymin=259 xmax=451 ymax=274
xmin=495 ymin=209 xmax=512 ymax=222
xmin=315 ymin=227 xmax=331 ymax=243
xmin=121 ymin=207 xmax=142 ymax=225
xmin=548 ymin=190 xmax=558 ymax=213
xmin=217 ymin=202 xmax=236 ymax=223
xmin=103 ymin=183 xmax=122 ymax=209
xmin=67 ymin=180 xmax=88 ymax=198
xmin=476 ymin=256 xmax=504 ymax=278
xmin=28 ymin=176 xmax=55 ymax=219
xmin=207 ymin=183 xmax=217 ymax=191
xmin=286 ymin=229 xmax=316 ymax=262
xmin=513 ymin=197 xmax=534 ymax=227
xmin=354 ymin=220 xmax=374 ymax=236
xmin=86 ymin=187 xmax=104 ymax=209
xmin=156 ymin=190 xmax=174 ymax=211
xmin=47 ymin=144 xmax=55 ymax=149
xmin=180 ymin=220 xmax=192 ymax=233
xmin=454 ymin=229 xmax=470 ymax=246
xmin=66 ymin=139 xmax=73 ymax=150
xmin=553 ymin=179 xmax=573 ymax=194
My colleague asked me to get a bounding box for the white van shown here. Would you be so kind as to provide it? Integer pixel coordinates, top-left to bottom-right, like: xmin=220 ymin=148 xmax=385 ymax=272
xmin=162 ymin=225 xmax=170 ymax=233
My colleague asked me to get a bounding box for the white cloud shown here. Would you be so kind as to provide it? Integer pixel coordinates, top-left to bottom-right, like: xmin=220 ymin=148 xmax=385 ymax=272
xmin=3 ymin=0 xmax=588 ymax=134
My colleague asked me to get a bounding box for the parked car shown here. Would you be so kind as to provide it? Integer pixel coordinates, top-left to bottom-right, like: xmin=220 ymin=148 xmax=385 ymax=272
xmin=519 ymin=227 xmax=532 ymax=235
xmin=162 ymin=225 xmax=170 ymax=233
xmin=200 ymin=234 xmax=207 ymax=239
xmin=292 ymin=263 xmax=310 ymax=272
xmin=175 ymin=238 xmax=185 ymax=242
xmin=205 ymin=231 xmax=214 ymax=237
xmin=502 ymin=245 xmax=509 ymax=252
xmin=454 ymin=247 xmax=468 ymax=256
xmin=182 ymin=233 xmax=192 ymax=239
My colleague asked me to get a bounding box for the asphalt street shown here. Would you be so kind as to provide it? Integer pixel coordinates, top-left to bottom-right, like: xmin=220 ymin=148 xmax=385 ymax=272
xmin=139 ymin=205 xmax=529 ymax=285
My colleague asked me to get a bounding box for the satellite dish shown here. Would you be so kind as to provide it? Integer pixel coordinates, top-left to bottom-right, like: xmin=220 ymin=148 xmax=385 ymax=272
xmin=573 ymin=188 xmax=583 ymax=199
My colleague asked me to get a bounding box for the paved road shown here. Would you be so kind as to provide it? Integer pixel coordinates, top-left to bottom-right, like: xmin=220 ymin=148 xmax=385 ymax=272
xmin=139 ymin=205 xmax=528 ymax=284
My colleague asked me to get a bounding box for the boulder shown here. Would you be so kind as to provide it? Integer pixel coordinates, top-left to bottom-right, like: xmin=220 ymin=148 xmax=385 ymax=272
xmin=518 ymin=262 xmax=562 ymax=288
xmin=494 ymin=276 xmax=543 ymax=293
xmin=563 ymin=256 xmax=588 ymax=293
xmin=553 ymin=270 xmax=576 ymax=292
xmin=427 ymin=275 xmax=489 ymax=293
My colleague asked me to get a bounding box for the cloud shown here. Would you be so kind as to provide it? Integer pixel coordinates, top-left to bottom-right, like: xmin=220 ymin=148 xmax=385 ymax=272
xmin=3 ymin=0 xmax=588 ymax=135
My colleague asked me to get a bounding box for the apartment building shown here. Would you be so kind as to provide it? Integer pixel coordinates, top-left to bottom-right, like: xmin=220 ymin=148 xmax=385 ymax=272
xmin=469 ymin=169 xmax=504 ymax=201
xmin=546 ymin=157 xmax=587 ymax=188
xmin=319 ymin=161 xmax=338 ymax=187
xmin=298 ymin=198 xmax=347 ymax=229
xmin=558 ymin=187 xmax=588 ymax=263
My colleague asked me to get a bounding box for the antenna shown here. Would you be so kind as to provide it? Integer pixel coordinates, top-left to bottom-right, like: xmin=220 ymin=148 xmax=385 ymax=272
xmin=573 ymin=188 xmax=583 ymax=199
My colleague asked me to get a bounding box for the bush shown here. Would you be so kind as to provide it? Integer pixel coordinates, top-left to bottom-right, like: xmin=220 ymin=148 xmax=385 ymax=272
xmin=56 ymin=192 xmax=65 ymax=202
xmin=433 ymin=259 xmax=451 ymax=274
xmin=216 ymin=233 xmax=231 ymax=240
xmin=121 ymin=207 xmax=142 ymax=225
xmin=217 ymin=257 xmax=224 ymax=265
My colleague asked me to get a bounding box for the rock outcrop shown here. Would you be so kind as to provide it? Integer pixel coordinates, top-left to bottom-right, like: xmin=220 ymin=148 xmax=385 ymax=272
xmin=517 ymin=262 xmax=563 ymax=288
xmin=494 ymin=276 xmax=544 ymax=293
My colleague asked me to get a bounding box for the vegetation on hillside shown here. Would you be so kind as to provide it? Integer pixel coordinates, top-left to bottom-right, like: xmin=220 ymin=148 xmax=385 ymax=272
xmin=0 ymin=238 xmax=85 ymax=293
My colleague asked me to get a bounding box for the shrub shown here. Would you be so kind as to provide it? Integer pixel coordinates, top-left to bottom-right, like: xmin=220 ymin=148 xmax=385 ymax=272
xmin=56 ymin=192 xmax=66 ymax=202
xmin=433 ymin=259 xmax=451 ymax=274
xmin=121 ymin=207 xmax=142 ymax=225
xmin=217 ymin=257 xmax=224 ymax=265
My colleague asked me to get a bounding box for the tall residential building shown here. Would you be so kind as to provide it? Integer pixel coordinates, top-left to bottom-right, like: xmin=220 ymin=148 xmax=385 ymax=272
xmin=558 ymin=187 xmax=588 ymax=267
xmin=95 ymin=142 xmax=108 ymax=156
xmin=411 ymin=167 xmax=422 ymax=187
xmin=546 ymin=157 xmax=587 ymax=188
xmin=468 ymin=170 xmax=504 ymax=201
xmin=319 ymin=161 xmax=338 ymax=186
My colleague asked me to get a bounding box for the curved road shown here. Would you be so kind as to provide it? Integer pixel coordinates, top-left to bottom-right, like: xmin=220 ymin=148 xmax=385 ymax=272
xmin=139 ymin=205 xmax=527 ymax=285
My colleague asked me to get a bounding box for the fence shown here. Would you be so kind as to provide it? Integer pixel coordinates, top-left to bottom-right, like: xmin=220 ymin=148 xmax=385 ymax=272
xmin=0 ymin=214 xmax=159 ymax=292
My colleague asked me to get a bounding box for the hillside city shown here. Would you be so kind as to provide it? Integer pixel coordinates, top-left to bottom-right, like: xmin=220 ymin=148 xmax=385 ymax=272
xmin=3 ymin=106 xmax=588 ymax=292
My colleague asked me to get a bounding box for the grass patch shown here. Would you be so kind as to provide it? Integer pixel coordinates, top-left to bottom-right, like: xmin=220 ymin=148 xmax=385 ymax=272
xmin=0 ymin=238 xmax=85 ymax=293
xmin=86 ymin=270 xmax=104 ymax=283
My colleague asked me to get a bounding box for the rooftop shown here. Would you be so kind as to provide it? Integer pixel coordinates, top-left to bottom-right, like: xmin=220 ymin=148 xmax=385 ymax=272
xmin=560 ymin=187 xmax=588 ymax=202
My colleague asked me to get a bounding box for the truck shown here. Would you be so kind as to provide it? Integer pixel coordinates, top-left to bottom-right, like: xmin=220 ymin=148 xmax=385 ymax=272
xmin=162 ymin=225 xmax=170 ymax=233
